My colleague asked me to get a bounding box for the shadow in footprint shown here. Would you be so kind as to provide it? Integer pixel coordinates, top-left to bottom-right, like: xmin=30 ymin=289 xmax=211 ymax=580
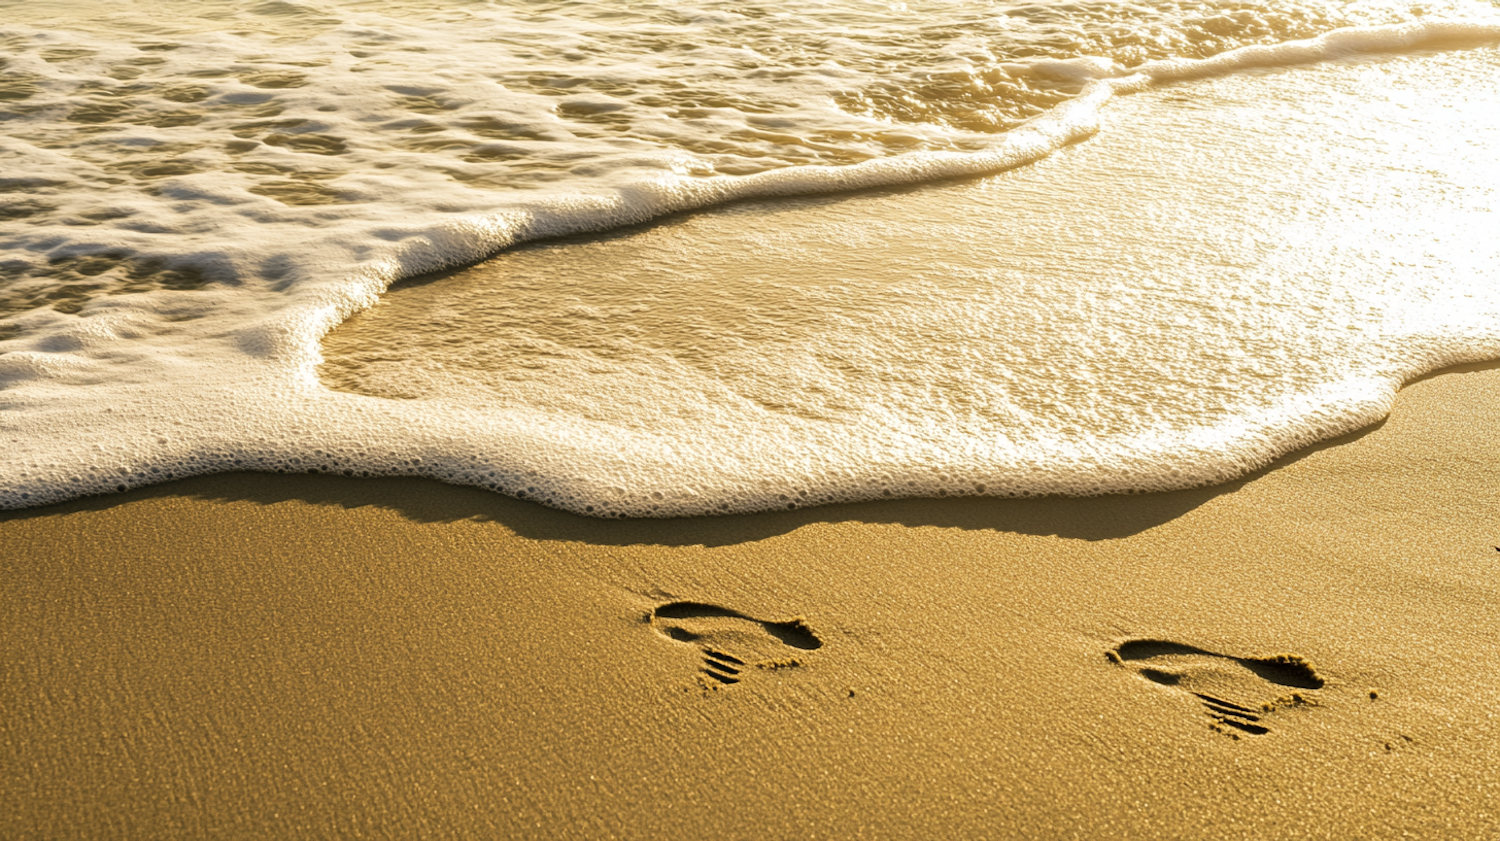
xmin=1110 ymin=639 xmax=1325 ymax=736
xmin=650 ymin=601 xmax=821 ymax=687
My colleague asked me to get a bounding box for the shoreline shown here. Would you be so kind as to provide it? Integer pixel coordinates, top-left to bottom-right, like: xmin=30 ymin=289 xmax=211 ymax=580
xmin=5 ymin=43 xmax=1500 ymax=841
xmin=10 ymin=49 xmax=1500 ymax=516
xmin=5 ymin=361 xmax=1499 ymax=838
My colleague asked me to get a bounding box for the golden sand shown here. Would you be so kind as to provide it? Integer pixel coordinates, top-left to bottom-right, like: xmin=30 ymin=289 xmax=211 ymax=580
xmin=4 ymin=361 xmax=1498 ymax=838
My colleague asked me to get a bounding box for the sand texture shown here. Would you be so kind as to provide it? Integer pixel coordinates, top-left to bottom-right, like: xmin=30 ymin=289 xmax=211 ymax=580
xmin=7 ymin=51 xmax=1500 ymax=839
xmin=4 ymin=361 xmax=1499 ymax=839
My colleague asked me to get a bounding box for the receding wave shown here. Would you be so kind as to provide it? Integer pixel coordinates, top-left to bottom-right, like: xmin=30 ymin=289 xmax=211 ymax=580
xmin=2 ymin=4 xmax=1500 ymax=515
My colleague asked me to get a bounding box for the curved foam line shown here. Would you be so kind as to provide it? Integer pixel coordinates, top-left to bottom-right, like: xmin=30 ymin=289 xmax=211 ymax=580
xmin=1138 ymin=19 xmax=1500 ymax=84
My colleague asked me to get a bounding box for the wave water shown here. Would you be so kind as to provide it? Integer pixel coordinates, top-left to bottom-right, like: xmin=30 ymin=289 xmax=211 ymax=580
xmin=2 ymin=0 xmax=1499 ymax=515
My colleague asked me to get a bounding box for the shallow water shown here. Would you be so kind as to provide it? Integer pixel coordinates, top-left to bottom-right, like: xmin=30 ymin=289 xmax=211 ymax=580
xmin=322 ymin=51 xmax=1500 ymax=512
xmin=2 ymin=1 xmax=1499 ymax=514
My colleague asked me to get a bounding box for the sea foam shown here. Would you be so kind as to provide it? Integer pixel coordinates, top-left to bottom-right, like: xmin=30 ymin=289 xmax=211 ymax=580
xmin=2 ymin=3 xmax=1499 ymax=515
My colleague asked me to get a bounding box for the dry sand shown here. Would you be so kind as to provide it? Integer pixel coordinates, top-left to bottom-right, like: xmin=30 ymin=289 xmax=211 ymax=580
xmin=4 ymin=360 xmax=1499 ymax=839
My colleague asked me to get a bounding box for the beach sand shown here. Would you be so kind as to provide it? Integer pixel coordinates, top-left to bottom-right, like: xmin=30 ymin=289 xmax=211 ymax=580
xmin=6 ymin=53 xmax=1500 ymax=839
xmin=4 ymin=365 xmax=1499 ymax=839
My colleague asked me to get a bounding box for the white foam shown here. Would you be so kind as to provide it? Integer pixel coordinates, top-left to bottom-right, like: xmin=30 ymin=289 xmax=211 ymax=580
xmin=1136 ymin=18 xmax=1500 ymax=82
xmin=2 ymin=5 xmax=1500 ymax=514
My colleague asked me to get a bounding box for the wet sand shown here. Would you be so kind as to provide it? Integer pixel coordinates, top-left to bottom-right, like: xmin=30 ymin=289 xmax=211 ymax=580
xmin=4 ymin=360 xmax=1499 ymax=839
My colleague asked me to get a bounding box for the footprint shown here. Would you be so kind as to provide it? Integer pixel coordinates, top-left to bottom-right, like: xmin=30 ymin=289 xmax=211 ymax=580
xmin=1109 ymin=639 xmax=1325 ymax=737
xmin=650 ymin=601 xmax=822 ymax=687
